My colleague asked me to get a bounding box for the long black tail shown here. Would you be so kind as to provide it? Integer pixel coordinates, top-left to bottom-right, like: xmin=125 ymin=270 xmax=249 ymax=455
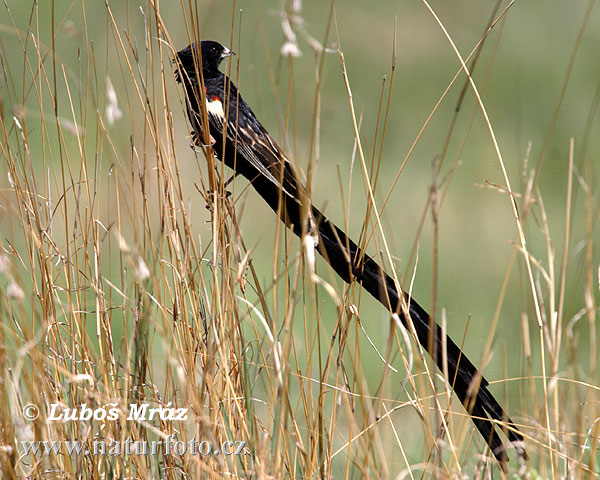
xmin=240 ymin=166 xmax=526 ymax=469
xmin=312 ymin=206 xmax=526 ymax=467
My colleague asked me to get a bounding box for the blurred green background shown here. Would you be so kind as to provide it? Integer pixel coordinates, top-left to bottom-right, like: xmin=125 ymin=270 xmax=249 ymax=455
xmin=2 ymin=0 xmax=599 ymax=429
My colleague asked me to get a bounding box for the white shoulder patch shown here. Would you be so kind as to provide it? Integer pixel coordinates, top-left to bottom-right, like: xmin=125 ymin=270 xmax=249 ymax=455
xmin=206 ymin=96 xmax=225 ymax=118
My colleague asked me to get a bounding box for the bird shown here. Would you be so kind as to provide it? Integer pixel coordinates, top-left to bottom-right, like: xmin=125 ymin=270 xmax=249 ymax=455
xmin=174 ymin=39 xmax=527 ymax=470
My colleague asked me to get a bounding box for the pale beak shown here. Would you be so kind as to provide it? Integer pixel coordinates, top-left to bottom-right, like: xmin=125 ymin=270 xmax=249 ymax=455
xmin=221 ymin=47 xmax=235 ymax=59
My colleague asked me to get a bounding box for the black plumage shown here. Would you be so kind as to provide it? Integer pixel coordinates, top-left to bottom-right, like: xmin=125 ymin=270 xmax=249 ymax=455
xmin=175 ymin=40 xmax=527 ymax=470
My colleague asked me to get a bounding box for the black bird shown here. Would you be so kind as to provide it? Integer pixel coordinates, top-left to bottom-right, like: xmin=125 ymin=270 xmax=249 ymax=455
xmin=175 ymin=39 xmax=527 ymax=470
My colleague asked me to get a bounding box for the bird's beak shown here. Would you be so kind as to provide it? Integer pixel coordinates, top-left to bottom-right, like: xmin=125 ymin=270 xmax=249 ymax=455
xmin=221 ymin=47 xmax=236 ymax=59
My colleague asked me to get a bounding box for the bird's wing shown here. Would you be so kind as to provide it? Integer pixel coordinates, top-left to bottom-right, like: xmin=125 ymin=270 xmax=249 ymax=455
xmin=206 ymin=94 xmax=304 ymax=200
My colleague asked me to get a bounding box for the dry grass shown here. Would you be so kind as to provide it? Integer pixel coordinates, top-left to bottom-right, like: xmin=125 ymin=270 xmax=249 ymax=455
xmin=0 ymin=1 xmax=598 ymax=478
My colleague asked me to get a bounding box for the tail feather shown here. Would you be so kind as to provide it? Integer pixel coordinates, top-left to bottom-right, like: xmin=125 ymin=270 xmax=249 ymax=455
xmin=218 ymin=138 xmax=526 ymax=467
xmin=312 ymin=207 xmax=525 ymax=466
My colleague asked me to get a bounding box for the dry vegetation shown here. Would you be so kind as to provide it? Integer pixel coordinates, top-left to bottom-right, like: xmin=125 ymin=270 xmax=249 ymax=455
xmin=0 ymin=1 xmax=598 ymax=479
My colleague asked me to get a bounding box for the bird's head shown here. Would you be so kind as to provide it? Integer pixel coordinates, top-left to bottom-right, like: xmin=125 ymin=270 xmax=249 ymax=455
xmin=175 ymin=40 xmax=235 ymax=82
